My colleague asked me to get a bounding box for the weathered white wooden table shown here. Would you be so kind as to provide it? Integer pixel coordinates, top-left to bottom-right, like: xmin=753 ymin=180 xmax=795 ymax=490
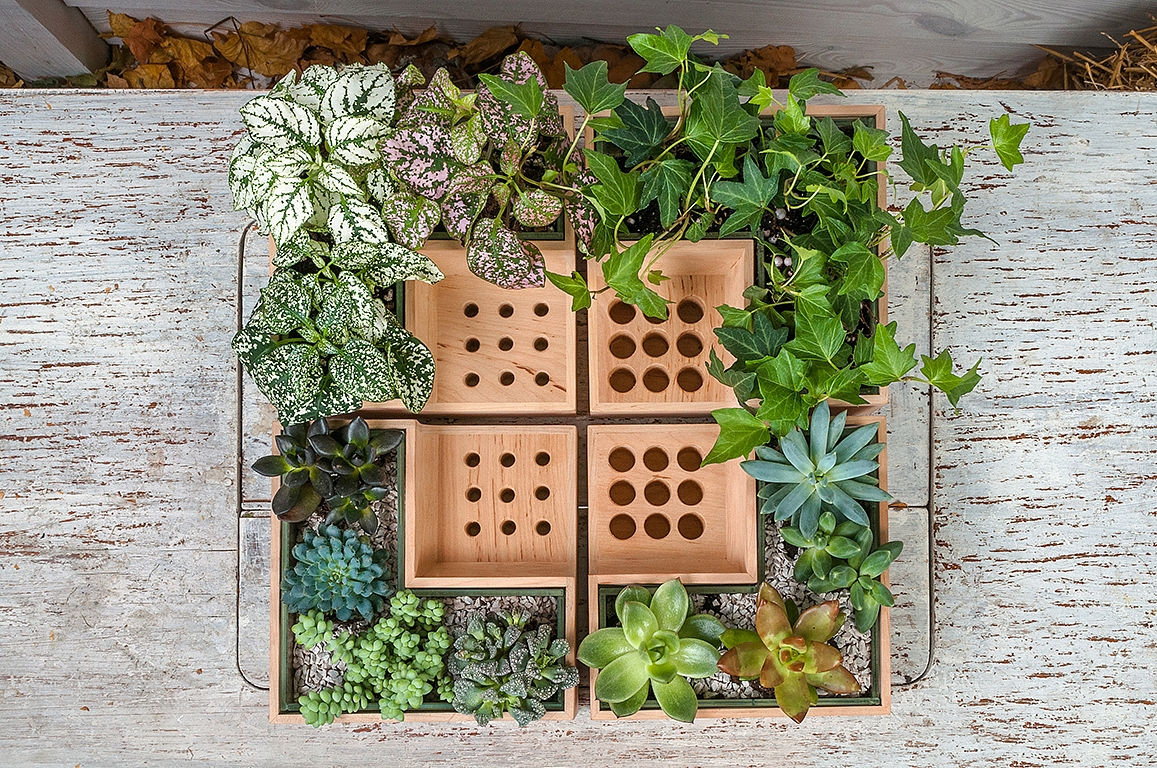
xmin=0 ymin=89 xmax=1153 ymax=766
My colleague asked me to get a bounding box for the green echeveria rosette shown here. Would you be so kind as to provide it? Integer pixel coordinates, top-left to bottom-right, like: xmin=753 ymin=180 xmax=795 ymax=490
xmin=578 ymin=579 xmax=724 ymax=722
xmin=281 ymin=524 xmax=393 ymax=622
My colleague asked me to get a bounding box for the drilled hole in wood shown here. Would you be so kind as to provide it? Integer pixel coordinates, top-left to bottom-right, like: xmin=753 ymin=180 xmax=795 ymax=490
xmin=644 ymin=310 xmax=666 ymax=325
xmin=678 ymin=480 xmax=704 ymax=506
xmin=677 ymin=447 xmax=702 ymax=472
xmin=464 ymin=303 xmax=479 ymax=318
xmin=609 ymin=368 xmax=637 ymax=393
xmin=644 ymin=513 xmax=671 ymax=539
xmin=643 ymin=366 xmax=670 ymax=392
xmin=677 ymin=513 xmax=704 ymax=540
xmin=500 ymin=488 xmax=516 ymax=503
xmin=466 ymin=487 xmax=482 ymax=502
xmin=498 ymin=304 xmax=514 ymax=318
xmin=644 ymin=480 xmax=670 ymax=506
xmin=643 ymin=447 xmax=669 ymax=472
xmin=677 ymin=298 xmax=704 ymax=324
xmin=609 ymin=481 xmax=636 ymax=506
xmin=464 ymin=373 xmax=480 ymax=387
xmin=677 ymin=367 xmax=704 ymax=392
xmin=498 ymin=337 xmax=513 ymax=351
xmin=535 ymin=372 xmax=550 ymax=386
xmin=535 ymin=486 xmax=550 ymax=501
xmin=609 ymin=514 xmax=636 ymax=540
xmin=534 ymin=303 xmax=549 ymax=317
xmin=465 ymin=521 xmax=481 ymax=537
xmin=536 ymin=520 xmax=552 ymax=536
xmin=641 ymin=332 xmax=669 ymax=357
xmin=608 ymin=447 xmax=635 ymax=472
xmin=500 ymin=453 xmax=516 ymax=467
xmin=465 ymin=453 xmax=481 ymax=467
xmin=534 ymin=337 xmax=549 ymax=352
xmin=609 ymin=334 xmax=636 ymax=359
xmin=608 ymin=300 xmax=636 ymax=324
xmin=465 ymin=338 xmax=480 ymax=352
xmin=500 ymin=371 xmax=515 ymax=386
xmin=501 ymin=520 xmax=517 ymax=535
xmin=676 ymin=332 xmax=703 ymax=357
xmin=535 ymin=452 xmax=551 ymax=466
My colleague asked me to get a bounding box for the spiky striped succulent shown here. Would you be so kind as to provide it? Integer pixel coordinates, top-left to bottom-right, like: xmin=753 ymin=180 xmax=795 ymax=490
xmin=741 ymin=401 xmax=892 ymax=539
xmin=281 ymin=524 xmax=393 ymax=622
xmin=449 ymin=611 xmax=578 ymax=727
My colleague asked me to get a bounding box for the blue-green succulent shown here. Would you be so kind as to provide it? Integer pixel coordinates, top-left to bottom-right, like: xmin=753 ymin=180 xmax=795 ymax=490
xmin=282 ymin=524 xmax=393 ymax=622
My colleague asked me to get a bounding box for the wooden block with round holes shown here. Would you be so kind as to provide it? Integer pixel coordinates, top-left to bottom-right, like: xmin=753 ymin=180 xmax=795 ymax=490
xmin=587 ymin=423 xmax=757 ymax=584
xmin=404 ymin=424 xmax=577 ymax=588
xmin=588 ymin=240 xmax=752 ymax=415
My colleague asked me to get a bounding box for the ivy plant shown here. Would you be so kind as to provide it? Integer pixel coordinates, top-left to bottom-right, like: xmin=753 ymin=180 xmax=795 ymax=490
xmin=229 ymin=63 xmax=443 ymax=424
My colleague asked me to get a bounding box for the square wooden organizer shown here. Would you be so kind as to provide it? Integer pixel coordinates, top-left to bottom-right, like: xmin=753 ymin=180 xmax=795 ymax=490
xmin=588 ymin=411 xmax=891 ymax=720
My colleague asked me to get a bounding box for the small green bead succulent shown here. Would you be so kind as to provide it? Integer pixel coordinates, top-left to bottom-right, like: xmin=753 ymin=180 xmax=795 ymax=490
xmin=450 ymin=611 xmax=579 ymax=726
xmin=292 ymin=609 xmax=336 ymax=649
xmin=578 ymin=579 xmax=724 ymax=722
xmin=717 ymin=583 xmax=859 ymax=723
xmin=253 ymin=416 xmax=403 ymax=533
xmin=281 ymin=524 xmax=393 ymax=622
xmin=299 ymin=681 xmax=372 ymax=727
xmin=742 ymin=401 xmax=893 ymax=540
xmin=780 ymin=510 xmax=902 ymax=632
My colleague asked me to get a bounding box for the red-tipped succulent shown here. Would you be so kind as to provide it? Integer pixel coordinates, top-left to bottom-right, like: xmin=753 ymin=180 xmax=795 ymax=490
xmin=716 ymin=583 xmax=859 ymax=723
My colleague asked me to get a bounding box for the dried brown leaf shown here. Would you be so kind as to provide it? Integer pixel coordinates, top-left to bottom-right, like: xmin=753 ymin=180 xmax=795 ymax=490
xmin=162 ymin=37 xmax=232 ymax=88
xmin=542 ymin=46 xmax=583 ymax=89
xmin=107 ymin=12 xmax=137 ymax=40
xmin=307 ymin=24 xmax=368 ymax=57
xmin=212 ymin=24 xmax=310 ymax=77
xmin=118 ymin=17 xmax=167 ymax=65
xmin=365 ymin=43 xmax=400 ymax=67
xmin=1022 ymin=57 xmax=1064 ymax=89
xmin=831 ymin=77 xmax=861 ymax=90
xmin=0 ymin=62 xmax=22 ymax=88
xmin=590 ymin=43 xmax=653 ymax=86
xmin=106 ymin=73 xmax=130 ymax=89
xmin=388 ymin=25 xmax=439 ymax=46
xmin=124 ymin=63 xmax=176 ymax=89
xmin=724 ymin=44 xmax=797 ymax=83
xmin=456 ymin=25 xmax=520 ymax=65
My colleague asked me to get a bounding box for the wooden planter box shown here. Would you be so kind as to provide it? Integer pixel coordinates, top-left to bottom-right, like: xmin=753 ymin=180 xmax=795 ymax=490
xmin=268 ymin=418 xmax=577 ymax=724
xmin=587 ymin=411 xmax=891 ymax=720
xmin=587 ymin=422 xmax=758 ymax=584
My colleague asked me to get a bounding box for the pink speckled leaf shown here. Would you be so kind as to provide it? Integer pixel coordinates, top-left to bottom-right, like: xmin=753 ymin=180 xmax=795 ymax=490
xmin=477 ymin=51 xmax=547 ymax=143
xmin=380 ymin=124 xmax=459 ymax=200
xmin=382 ymin=191 xmax=441 ymax=248
xmin=537 ymin=92 xmax=566 ymax=138
xmin=398 ymin=85 xmax=453 ymax=128
xmin=467 ymin=218 xmax=545 ymax=289
xmin=499 ymin=140 xmax=521 ymax=175
xmin=513 ymin=189 xmax=564 ymax=228
xmin=440 ymin=163 xmax=496 ymax=240
xmin=567 ymin=164 xmax=599 ymax=254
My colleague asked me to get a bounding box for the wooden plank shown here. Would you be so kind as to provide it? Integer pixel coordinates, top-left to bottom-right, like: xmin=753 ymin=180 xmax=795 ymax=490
xmin=886 ymin=244 xmax=932 ymax=508
xmin=1 ymin=0 xmax=108 ymax=78
xmin=238 ymin=515 xmax=271 ymax=689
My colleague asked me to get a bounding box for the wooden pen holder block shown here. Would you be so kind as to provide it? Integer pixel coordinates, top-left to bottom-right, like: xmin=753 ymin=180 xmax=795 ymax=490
xmin=587 ymin=423 xmax=757 ymax=584
xmin=588 ymin=240 xmax=752 ymax=415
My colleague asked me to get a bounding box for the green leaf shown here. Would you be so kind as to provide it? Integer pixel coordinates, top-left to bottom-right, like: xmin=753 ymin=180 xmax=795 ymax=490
xmin=329 ymin=338 xmax=396 ymax=401
xmin=852 ymin=119 xmax=892 ymax=162
xmin=257 ymin=271 xmax=312 ymax=334
xmin=711 ymin=154 xmax=776 ymax=236
xmin=324 ymin=115 xmax=384 ymax=166
xmin=595 ymin=652 xmax=650 ymax=703
xmin=577 ymin=627 xmax=635 ymax=669
xmin=604 ymin=97 xmax=671 ymax=167
xmin=627 ymin=26 xmax=692 ymax=75
xmin=896 ymin=111 xmax=939 ymax=186
xmin=816 ymin=116 xmax=852 ymax=157
xmin=830 ymin=242 xmax=885 ymax=300
xmin=241 ymin=95 xmax=322 ymax=150
xmin=563 ymin=60 xmax=627 ymax=115
xmin=788 ymin=68 xmax=844 ymax=102
xmin=651 ymin=676 xmax=698 ymax=723
xmin=476 ymin=73 xmax=544 ymax=119
xmin=785 ymin=300 xmax=846 ymax=365
xmin=650 ymin=580 xmax=690 ymax=632
xmin=621 ymin=601 xmax=659 ymax=648
xmin=639 ymin=159 xmax=694 ymax=229
xmin=585 ymin=150 xmax=643 ymax=217
xmin=603 ymin=235 xmax=668 ymax=319
xmin=990 ymin=113 xmax=1030 ymax=171
xmin=684 ymin=68 xmax=761 ymax=160
xmin=920 ymin=350 xmax=982 ymax=406
xmin=901 ymin=198 xmax=959 ymax=246
xmin=860 ymin=322 xmax=918 ymax=386
xmin=546 ymin=270 xmax=592 ymax=311
xmin=670 ymin=638 xmax=720 ymax=678
xmin=703 ymin=408 xmax=769 ymax=466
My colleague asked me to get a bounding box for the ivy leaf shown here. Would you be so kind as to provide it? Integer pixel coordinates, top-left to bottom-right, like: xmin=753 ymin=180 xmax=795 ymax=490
xmin=639 ymin=158 xmax=694 ymax=229
xmin=467 ymin=218 xmax=545 ymax=290
xmin=546 ymin=270 xmax=592 ymax=311
xmin=787 ymin=68 xmax=844 ymax=102
xmin=902 ymin=198 xmax=959 ymax=246
xmin=240 ymin=95 xmax=322 ymax=150
xmin=990 ymin=113 xmax=1030 ymax=172
xmin=563 ymin=60 xmax=627 ymax=115
xmin=585 ymin=150 xmax=643 ymax=217
xmin=627 ymin=25 xmax=692 ymax=75
xmin=684 ymin=69 xmax=761 ymax=161
xmin=703 ymin=408 xmax=769 ymax=466
xmin=706 ymin=348 xmax=756 ymax=400
xmin=755 ymin=380 xmax=808 ymax=438
xmin=602 ymin=235 xmax=668 ymax=319
xmin=714 ymin=311 xmax=787 ymax=362
xmin=784 ymin=300 xmax=846 ymax=365
xmin=921 ymin=351 xmax=982 ymax=407
xmin=860 ymin=321 xmax=918 ymax=386
xmin=816 ymin=116 xmax=852 ymax=158
xmin=330 ymin=338 xmax=397 ymax=401
xmin=717 ymin=304 xmax=753 ymax=329
xmin=807 ymin=365 xmax=865 ymax=404
xmin=604 ymin=97 xmax=671 ymax=167
xmin=896 ymin=112 xmax=939 ymax=186
xmin=711 ymin=154 xmax=775 ymax=236
xmin=830 ymin=242 xmax=885 ymax=300
xmin=476 ymin=73 xmax=544 ymax=118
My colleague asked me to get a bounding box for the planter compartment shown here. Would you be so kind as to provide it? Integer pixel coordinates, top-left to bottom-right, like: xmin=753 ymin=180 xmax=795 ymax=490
xmin=587 ymin=411 xmax=891 ymax=720
xmin=587 ymin=423 xmax=758 ymax=584
xmin=588 ymin=241 xmax=753 ymax=415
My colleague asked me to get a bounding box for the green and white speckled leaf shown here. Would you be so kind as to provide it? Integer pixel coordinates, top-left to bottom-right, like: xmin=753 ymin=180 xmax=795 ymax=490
xmin=382 ymin=191 xmax=441 ymax=249
xmin=283 ymin=384 xmax=363 ymax=425
xmin=450 ymin=115 xmax=484 ymax=164
xmin=330 ymin=241 xmax=378 ymax=270
xmin=361 ymin=243 xmax=444 ymax=286
xmin=467 ymin=218 xmax=545 ymax=289
xmin=284 ymin=66 xmax=339 ymax=112
xmin=340 ymin=272 xmax=379 ymax=338
xmin=257 ymin=270 xmax=313 ymax=333
xmin=330 ymin=338 xmax=398 ymax=401
xmin=365 ymin=165 xmax=395 ymax=204
xmin=241 ymin=95 xmax=322 ymax=150
xmin=327 ymin=196 xmax=391 ymax=244
xmin=381 ymin=324 xmax=435 ymax=412
xmin=320 ymin=64 xmax=396 ymax=125
xmin=273 ymin=230 xmax=329 ymax=269
xmin=285 ymin=343 xmax=322 ymax=402
xmin=264 ymin=146 xmax=314 ymax=178
xmin=228 ymin=153 xmax=260 ymax=212
xmin=315 ymin=162 xmax=365 ymax=199
xmin=361 ymin=298 xmax=396 ymax=343
xmin=325 ymin=115 xmax=384 ymax=166
xmin=306 ymin=185 xmax=340 ymax=230
xmin=232 ymin=322 xmax=278 ymax=370
xmin=513 ymin=189 xmax=563 ymax=228
xmin=316 ymin=279 xmax=356 ymax=332
xmin=265 ymin=174 xmax=314 ymax=247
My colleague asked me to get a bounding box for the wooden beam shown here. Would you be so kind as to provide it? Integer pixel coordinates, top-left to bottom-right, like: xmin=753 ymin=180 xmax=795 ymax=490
xmin=0 ymin=0 xmax=108 ymax=78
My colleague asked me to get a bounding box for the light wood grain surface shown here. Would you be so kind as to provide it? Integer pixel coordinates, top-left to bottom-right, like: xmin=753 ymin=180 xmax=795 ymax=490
xmin=1 ymin=89 xmax=1154 ymax=766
